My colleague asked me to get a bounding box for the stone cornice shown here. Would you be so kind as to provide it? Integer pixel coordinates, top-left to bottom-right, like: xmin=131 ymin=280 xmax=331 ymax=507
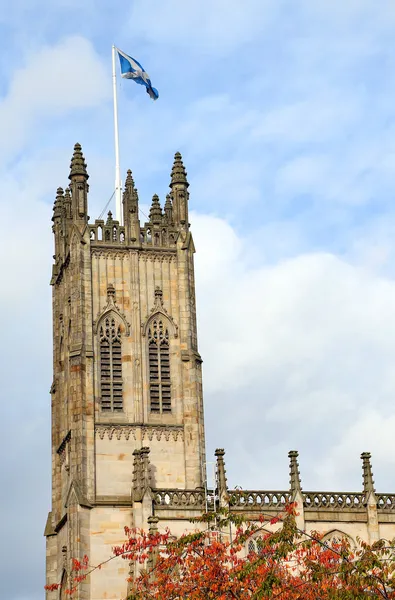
xmin=95 ymin=423 xmax=184 ymax=442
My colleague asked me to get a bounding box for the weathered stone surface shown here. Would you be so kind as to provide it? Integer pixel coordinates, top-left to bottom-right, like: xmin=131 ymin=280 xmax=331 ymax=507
xmin=46 ymin=147 xmax=395 ymax=600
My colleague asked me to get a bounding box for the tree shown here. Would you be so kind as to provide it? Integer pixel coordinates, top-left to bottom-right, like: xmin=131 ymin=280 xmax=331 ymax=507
xmin=45 ymin=504 xmax=395 ymax=599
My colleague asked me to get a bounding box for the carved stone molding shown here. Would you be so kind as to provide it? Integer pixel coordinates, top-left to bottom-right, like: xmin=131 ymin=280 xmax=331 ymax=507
xmin=139 ymin=252 xmax=176 ymax=263
xmin=91 ymin=249 xmax=128 ymax=260
xmin=95 ymin=424 xmax=184 ymax=442
xmin=93 ymin=284 xmax=131 ymax=336
xmin=141 ymin=287 xmax=178 ymax=338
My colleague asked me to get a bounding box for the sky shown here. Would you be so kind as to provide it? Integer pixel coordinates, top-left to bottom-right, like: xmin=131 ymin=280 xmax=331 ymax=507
xmin=1 ymin=0 xmax=395 ymax=598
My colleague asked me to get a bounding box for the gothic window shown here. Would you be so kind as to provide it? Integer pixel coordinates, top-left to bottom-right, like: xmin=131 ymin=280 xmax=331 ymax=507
xmin=99 ymin=317 xmax=123 ymax=411
xmin=148 ymin=319 xmax=171 ymax=413
xmin=246 ymin=537 xmax=264 ymax=555
xmin=322 ymin=530 xmax=354 ymax=549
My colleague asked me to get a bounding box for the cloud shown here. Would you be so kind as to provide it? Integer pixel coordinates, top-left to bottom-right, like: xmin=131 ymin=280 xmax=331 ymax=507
xmin=0 ymin=36 xmax=109 ymax=162
xmin=2 ymin=1 xmax=395 ymax=599
xmin=192 ymin=213 xmax=395 ymax=491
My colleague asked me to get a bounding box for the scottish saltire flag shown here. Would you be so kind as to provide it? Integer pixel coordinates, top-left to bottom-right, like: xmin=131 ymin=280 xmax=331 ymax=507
xmin=116 ymin=48 xmax=159 ymax=101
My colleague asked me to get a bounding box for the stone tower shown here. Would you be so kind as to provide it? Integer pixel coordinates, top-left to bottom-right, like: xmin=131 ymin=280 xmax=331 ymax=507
xmin=45 ymin=145 xmax=205 ymax=599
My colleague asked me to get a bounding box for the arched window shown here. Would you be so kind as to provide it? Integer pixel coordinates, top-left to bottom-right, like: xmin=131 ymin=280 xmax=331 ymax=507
xmin=99 ymin=317 xmax=123 ymax=411
xmin=148 ymin=319 xmax=171 ymax=413
xmin=246 ymin=537 xmax=263 ymax=555
xmin=322 ymin=530 xmax=354 ymax=549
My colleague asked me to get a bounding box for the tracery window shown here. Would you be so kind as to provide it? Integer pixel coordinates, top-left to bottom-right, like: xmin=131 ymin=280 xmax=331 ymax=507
xmin=148 ymin=319 xmax=171 ymax=413
xmin=246 ymin=537 xmax=263 ymax=555
xmin=99 ymin=317 xmax=123 ymax=411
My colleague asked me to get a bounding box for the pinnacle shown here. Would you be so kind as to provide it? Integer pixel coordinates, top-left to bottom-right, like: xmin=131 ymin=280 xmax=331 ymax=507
xmin=149 ymin=194 xmax=163 ymax=224
xmin=361 ymin=452 xmax=375 ymax=493
xmin=170 ymin=151 xmax=189 ymax=187
xmin=52 ymin=187 xmax=64 ymax=220
xmin=69 ymin=142 xmax=89 ymax=180
xmin=289 ymin=450 xmax=302 ymax=493
xmin=125 ymin=169 xmax=135 ymax=188
xmin=164 ymin=193 xmax=172 ymax=211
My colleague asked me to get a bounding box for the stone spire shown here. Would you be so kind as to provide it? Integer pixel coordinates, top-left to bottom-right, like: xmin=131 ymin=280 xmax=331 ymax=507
xmin=69 ymin=143 xmax=89 ymax=180
xmin=149 ymin=194 xmax=163 ymax=224
xmin=170 ymin=152 xmax=189 ymax=188
xmin=361 ymin=452 xmax=375 ymax=494
xmin=289 ymin=451 xmax=302 ymax=494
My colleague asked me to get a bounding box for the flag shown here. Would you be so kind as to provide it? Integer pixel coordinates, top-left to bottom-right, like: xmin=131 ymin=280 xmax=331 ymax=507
xmin=116 ymin=48 xmax=159 ymax=101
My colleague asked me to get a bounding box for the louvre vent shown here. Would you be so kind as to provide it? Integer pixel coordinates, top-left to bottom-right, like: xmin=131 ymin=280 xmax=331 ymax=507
xmin=99 ymin=317 xmax=123 ymax=412
xmin=148 ymin=319 xmax=171 ymax=413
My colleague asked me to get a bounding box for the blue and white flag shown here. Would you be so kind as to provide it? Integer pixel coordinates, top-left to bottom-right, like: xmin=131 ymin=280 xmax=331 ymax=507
xmin=116 ymin=48 xmax=159 ymax=101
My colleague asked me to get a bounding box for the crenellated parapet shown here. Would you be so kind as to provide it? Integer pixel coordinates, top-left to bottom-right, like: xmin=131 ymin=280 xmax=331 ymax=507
xmin=88 ymin=211 xmax=126 ymax=245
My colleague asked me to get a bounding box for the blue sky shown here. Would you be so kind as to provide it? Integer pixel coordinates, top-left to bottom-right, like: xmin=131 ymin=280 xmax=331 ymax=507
xmin=2 ymin=1 xmax=395 ymax=598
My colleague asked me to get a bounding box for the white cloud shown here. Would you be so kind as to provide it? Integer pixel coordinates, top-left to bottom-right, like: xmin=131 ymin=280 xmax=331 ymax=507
xmin=192 ymin=214 xmax=395 ymax=491
xmin=0 ymin=36 xmax=109 ymax=162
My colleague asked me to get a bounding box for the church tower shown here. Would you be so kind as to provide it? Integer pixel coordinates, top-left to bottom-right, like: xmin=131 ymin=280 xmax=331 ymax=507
xmin=45 ymin=145 xmax=206 ymax=599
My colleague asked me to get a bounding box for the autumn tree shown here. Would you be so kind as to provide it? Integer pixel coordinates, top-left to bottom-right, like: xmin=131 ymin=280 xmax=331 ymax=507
xmin=46 ymin=504 xmax=395 ymax=599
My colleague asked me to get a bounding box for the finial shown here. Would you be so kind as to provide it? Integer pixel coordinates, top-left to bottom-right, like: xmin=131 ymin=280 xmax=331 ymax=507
xmin=69 ymin=142 xmax=89 ymax=180
xmin=289 ymin=451 xmax=302 ymax=494
xmin=361 ymin=452 xmax=375 ymax=494
xmin=125 ymin=169 xmax=135 ymax=189
xmin=153 ymin=287 xmax=164 ymax=310
xmin=164 ymin=193 xmax=173 ymax=222
xmin=215 ymin=448 xmax=228 ymax=500
xmin=170 ymin=151 xmax=189 ymax=188
xmin=140 ymin=447 xmax=153 ymax=488
xmin=52 ymin=187 xmax=64 ymax=221
xmin=149 ymin=194 xmax=163 ymax=224
xmin=106 ymin=211 xmax=113 ymax=224
xmin=148 ymin=515 xmax=159 ymax=533
xmin=107 ymin=284 xmax=116 ymax=304
xmin=62 ymin=187 xmax=71 ymax=218
xmin=123 ymin=169 xmax=139 ymax=208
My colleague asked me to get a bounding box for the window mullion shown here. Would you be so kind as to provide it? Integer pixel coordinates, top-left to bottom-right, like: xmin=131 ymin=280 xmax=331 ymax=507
xmin=109 ymin=339 xmax=114 ymax=410
xmin=158 ymin=343 xmax=162 ymax=413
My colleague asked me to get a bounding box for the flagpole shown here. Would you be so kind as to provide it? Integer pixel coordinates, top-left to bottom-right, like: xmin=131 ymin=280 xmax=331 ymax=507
xmin=112 ymin=45 xmax=123 ymax=225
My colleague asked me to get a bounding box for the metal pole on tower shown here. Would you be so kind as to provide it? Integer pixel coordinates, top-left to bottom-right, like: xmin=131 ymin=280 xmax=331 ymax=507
xmin=112 ymin=45 xmax=123 ymax=225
